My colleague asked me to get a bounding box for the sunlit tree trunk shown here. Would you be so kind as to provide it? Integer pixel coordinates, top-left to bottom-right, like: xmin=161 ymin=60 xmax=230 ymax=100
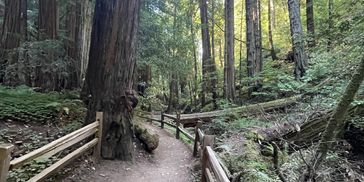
xmin=224 ymin=0 xmax=235 ymax=102
xmin=79 ymin=0 xmax=93 ymax=87
xmin=199 ymin=0 xmax=217 ymax=107
xmin=306 ymin=0 xmax=315 ymax=48
xmin=268 ymin=0 xmax=277 ymax=60
xmin=82 ymin=0 xmax=140 ymax=160
xmin=288 ymin=0 xmax=307 ymax=80
xmin=239 ymin=1 xmax=244 ymax=99
xmin=189 ymin=5 xmax=198 ymax=110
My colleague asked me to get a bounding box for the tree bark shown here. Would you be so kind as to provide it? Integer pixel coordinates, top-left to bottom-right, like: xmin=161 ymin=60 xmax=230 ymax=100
xmin=189 ymin=3 xmax=198 ymax=110
xmin=239 ymin=1 xmax=244 ymax=99
xmin=38 ymin=0 xmax=58 ymax=40
xmin=246 ymin=0 xmax=262 ymax=94
xmin=306 ymin=0 xmax=315 ymax=48
xmin=79 ymin=1 xmax=93 ymax=87
xmin=83 ymin=0 xmax=140 ymax=160
xmin=288 ymin=0 xmax=307 ymax=80
xmin=268 ymin=0 xmax=277 ymax=60
xmin=224 ymin=0 xmax=235 ymax=102
xmin=199 ymin=0 xmax=217 ymax=108
xmin=0 ymin=0 xmax=27 ymax=84
xmin=66 ymin=1 xmax=80 ymax=89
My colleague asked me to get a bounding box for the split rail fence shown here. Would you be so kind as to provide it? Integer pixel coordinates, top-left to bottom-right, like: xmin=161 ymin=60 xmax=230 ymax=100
xmin=0 ymin=112 xmax=104 ymax=182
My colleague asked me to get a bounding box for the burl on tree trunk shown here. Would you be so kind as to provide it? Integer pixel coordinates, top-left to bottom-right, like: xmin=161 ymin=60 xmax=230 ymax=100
xmin=82 ymin=0 xmax=140 ymax=161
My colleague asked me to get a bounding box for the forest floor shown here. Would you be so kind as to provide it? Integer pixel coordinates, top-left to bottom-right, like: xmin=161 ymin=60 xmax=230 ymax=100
xmin=62 ymin=122 xmax=194 ymax=182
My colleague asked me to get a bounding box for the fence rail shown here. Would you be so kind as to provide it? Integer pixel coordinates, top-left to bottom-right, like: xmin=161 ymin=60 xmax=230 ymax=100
xmin=137 ymin=112 xmax=231 ymax=182
xmin=0 ymin=112 xmax=104 ymax=182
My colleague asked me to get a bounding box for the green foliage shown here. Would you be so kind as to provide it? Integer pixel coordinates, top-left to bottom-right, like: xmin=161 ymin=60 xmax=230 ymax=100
xmin=0 ymin=85 xmax=85 ymax=123
xmin=223 ymin=140 xmax=277 ymax=182
xmin=7 ymin=157 xmax=58 ymax=182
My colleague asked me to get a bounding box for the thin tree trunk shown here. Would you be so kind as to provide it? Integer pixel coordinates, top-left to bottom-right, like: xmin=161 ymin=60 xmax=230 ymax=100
xmin=303 ymin=59 xmax=364 ymax=181
xmin=327 ymin=0 xmax=333 ymax=50
xmin=83 ymin=0 xmax=140 ymax=160
xmin=219 ymin=39 xmax=223 ymax=68
xmin=306 ymin=0 xmax=315 ymax=48
xmin=239 ymin=1 xmax=244 ymax=99
xmin=188 ymin=0 xmax=198 ymax=110
xmin=288 ymin=0 xmax=307 ymax=80
xmin=224 ymin=0 xmax=235 ymax=102
xmin=268 ymin=0 xmax=277 ymax=60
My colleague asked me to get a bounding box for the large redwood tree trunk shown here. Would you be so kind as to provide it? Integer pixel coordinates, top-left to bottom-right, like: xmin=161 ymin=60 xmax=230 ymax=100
xmin=66 ymin=0 xmax=93 ymax=89
xmin=83 ymin=0 xmax=140 ymax=160
xmin=199 ymin=0 xmax=217 ymax=107
xmin=224 ymin=0 xmax=235 ymax=102
xmin=0 ymin=0 xmax=27 ymax=84
xmin=288 ymin=0 xmax=307 ymax=80
xmin=246 ymin=0 xmax=262 ymax=94
xmin=38 ymin=0 xmax=58 ymax=40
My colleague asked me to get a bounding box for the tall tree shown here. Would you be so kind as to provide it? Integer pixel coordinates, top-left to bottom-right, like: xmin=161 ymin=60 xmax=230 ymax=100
xmin=306 ymin=0 xmax=315 ymax=48
xmin=268 ymin=0 xmax=278 ymax=60
xmin=238 ymin=1 xmax=244 ymax=98
xmin=246 ymin=0 xmax=262 ymax=93
xmin=38 ymin=0 xmax=58 ymax=40
xmin=36 ymin=0 xmax=59 ymax=90
xmin=199 ymin=0 xmax=217 ymax=107
xmin=82 ymin=0 xmax=140 ymax=160
xmin=224 ymin=0 xmax=235 ymax=101
xmin=66 ymin=0 xmax=93 ymax=89
xmin=0 ymin=0 xmax=27 ymax=84
xmin=288 ymin=0 xmax=307 ymax=80
xmin=79 ymin=0 xmax=93 ymax=86
xmin=189 ymin=0 xmax=198 ymax=109
xmin=327 ymin=0 xmax=333 ymax=50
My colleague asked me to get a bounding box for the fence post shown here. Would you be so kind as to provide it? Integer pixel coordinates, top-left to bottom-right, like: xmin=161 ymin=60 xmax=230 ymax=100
xmin=0 ymin=144 xmax=14 ymax=182
xmin=193 ymin=121 xmax=202 ymax=157
xmin=201 ymin=146 xmax=208 ymax=182
xmin=160 ymin=111 xmax=164 ymax=129
xmin=94 ymin=112 xmax=103 ymax=161
xmin=201 ymin=135 xmax=214 ymax=182
xmin=175 ymin=111 xmax=181 ymax=139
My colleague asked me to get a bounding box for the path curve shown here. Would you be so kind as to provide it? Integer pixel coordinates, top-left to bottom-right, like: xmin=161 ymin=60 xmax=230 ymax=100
xmin=79 ymin=122 xmax=193 ymax=182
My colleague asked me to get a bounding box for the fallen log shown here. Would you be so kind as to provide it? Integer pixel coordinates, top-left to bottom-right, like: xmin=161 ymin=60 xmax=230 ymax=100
xmin=269 ymin=104 xmax=364 ymax=151
xmin=167 ymin=95 xmax=302 ymax=127
xmin=134 ymin=124 xmax=159 ymax=152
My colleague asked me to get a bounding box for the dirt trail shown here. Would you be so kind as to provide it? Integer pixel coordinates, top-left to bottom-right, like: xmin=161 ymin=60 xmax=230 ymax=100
xmin=72 ymin=122 xmax=194 ymax=182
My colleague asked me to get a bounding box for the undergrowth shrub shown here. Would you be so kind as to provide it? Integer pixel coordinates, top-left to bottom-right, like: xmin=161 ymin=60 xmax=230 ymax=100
xmin=0 ymin=85 xmax=85 ymax=123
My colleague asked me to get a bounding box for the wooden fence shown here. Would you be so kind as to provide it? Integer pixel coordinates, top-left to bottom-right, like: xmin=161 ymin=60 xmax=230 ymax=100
xmin=0 ymin=112 xmax=104 ymax=182
xmin=137 ymin=112 xmax=231 ymax=182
